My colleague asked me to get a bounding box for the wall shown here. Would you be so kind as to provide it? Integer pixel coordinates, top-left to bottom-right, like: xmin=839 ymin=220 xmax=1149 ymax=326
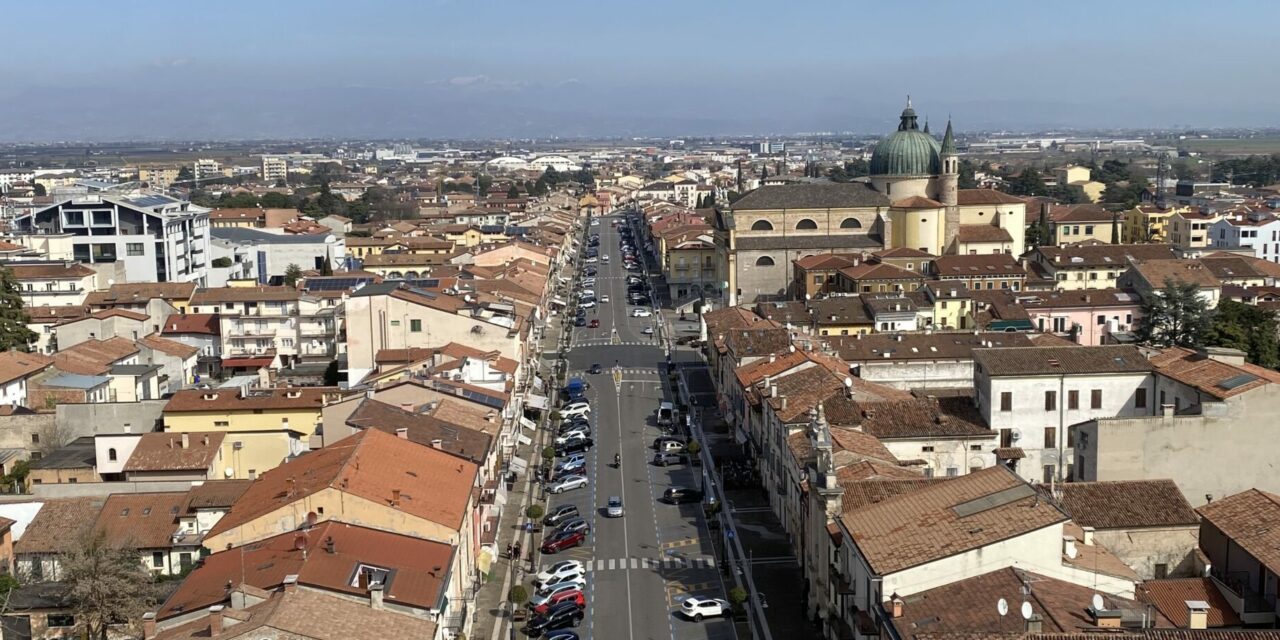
xmin=163 ymin=406 xmax=322 ymax=438
xmin=57 ymin=400 xmax=166 ymax=440
xmin=94 ymin=434 xmax=142 ymax=476
xmin=879 ymin=435 xmax=996 ymax=477
xmin=1075 ymin=385 xmax=1280 ymax=504
xmin=27 ymin=466 xmax=99 ymax=486
xmin=1094 ymin=526 xmax=1198 ymax=579
xmin=0 ymin=413 xmax=55 ymax=452
xmin=215 ymin=430 xmax=303 ymax=480
xmin=24 ymin=479 xmax=198 ymax=499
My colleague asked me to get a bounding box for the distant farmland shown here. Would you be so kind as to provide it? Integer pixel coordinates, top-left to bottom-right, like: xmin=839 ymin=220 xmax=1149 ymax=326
xmin=1173 ymin=138 xmax=1280 ymax=156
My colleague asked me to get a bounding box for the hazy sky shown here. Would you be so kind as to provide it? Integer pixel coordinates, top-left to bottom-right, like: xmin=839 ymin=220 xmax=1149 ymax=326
xmin=2 ymin=0 xmax=1277 ymax=141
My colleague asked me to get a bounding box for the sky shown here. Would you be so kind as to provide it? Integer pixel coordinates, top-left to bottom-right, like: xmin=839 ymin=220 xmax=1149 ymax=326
xmin=2 ymin=0 xmax=1277 ymax=141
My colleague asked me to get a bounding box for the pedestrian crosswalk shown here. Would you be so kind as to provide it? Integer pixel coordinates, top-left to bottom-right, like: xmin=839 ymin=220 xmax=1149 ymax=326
xmin=586 ymin=556 xmax=716 ymax=571
xmin=572 ymin=339 xmax=661 ymax=348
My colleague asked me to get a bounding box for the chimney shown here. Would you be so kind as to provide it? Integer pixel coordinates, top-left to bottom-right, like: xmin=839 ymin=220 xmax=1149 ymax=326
xmin=890 ymin=595 xmax=904 ymax=618
xmin=1026 ymin=614 xmax=1043 ymax=633
xmin=1186 ymin=600 xmax=1210 ymax=630
xmin=1062 ymin=535 xmax=1078 ymax=558
xmin=781 ymin=397 xmax=788 ymax=411
xmin=369 ymin=582 xmax=385 ymax=610
xmin=142 ymin=613 xmax=157 ymax=640
xmin=208 ymin=605 xmax=225 ymax=636
xmin=1081 ymin=526 xmax=1095 ymax=546
xmin=324 ymin=537 xmax=335 ymax=554
xmin=1162 ymin=403 xmax=1175 ymax=418
xmin=202 ymin=435 xmax=209 ymax=447
xmin=395 ymin=428 xmax=408 ymax=440
xmin=181 ymin=433 xmax=190 ymax=449
xmin=770 ymin=385 xmax=778 ymax=399
xmin=431 ymin=438 xmax=444 ymax=449
xmin=282 ymin=574 xmax=298 ymax=593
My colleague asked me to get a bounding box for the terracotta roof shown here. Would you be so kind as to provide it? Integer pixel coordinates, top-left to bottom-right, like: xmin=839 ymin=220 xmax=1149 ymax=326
xmin=731 ymin=182 xmax=889 ymax=210
xmin=93 ymin=492 xmax=189 ymax=549
xmin=164 ymin=387 xmax=334 ymax=413
xmin=810 ymin=297 xmax=873 ymax=325
xmin=183 ymin=480 xmax=252 ymax=510
xmin=15 ymin=497 xmax=104 ymax=554
xmin=1060 ymin=520 xmax=1140 ymax=580
xmin=53 ymin=337 xmax=140 ymax=375
xmin=154 ymin=587 xmax=437 ymax=640
xmin=839 ymin=477 xmax=940 ymax=513
xmin=85 ymin=282 xmax=197 ymax=306
xmin=1040 ymin=480 xmax=1198 ymax=529
xmin=839 ymin=466 xmax=1067 ymax=574
xmin=1017 ymin=288 xmax=1142 ymax=309
xmin=956 ymin=225 xmax=1014 ymax=243
xmin=345 ymin=399 xmax=492 ymax=463
xmin=1129 ymin=259 xmax=1222 ymax=289
xmin=427 ymin=397 xmax=502 ymax=436
xmin=1050 ymin=204 xmax=1114 ymax=222
xmin=158 ymin=521 xmax=455 ymax=620
xmin=973 ymin=345 xmax=1152 ymax=377
xmin=892 ymin=195 xmax=944 ymax=208
xmin=857 ymin=397 xmax=992 ymax=439
xmin=374 ymin=347 xmax=437 ymax=365
xmin=933 ymin=253 xmax=1024 ymax=277
xmin=190 ymin=286 xmax=300 ymax=305
xmin=0 ymin=350 xmax=53 ymax=386
xmin=1197 ymin=488 xmax=1280 ymax=575
xmin=787 ymin=425 xmax=899 ymax=471
xmin=888 ymin=567 xmax=1167 ymax=639
xmin=1139 ymin=578 xmax=1241 ymax=628
xmin=838 ymin=261 xmax=924 ymax=282
xmin=25 ymin=305 xmax=91 ymax=325
xmin=1035 ymin=243 xmax=1177 ymax=269
xmin=1150 ymin=347 xmax=1278 ymax=399
xmin=209 ymin=208 xmax=268 ymax=221
xmin=138 ymin=333 xmax=200 ymax=359
xmin=207 ymin=429 xmax=478 ymax=539
xmin=734 ymin=350 xmax=810 ymax=388
xmin=723 ymin=328 xmax=793 ymax=359
xmin=794 ymin=253 xmax=862 ymax=271
xmin=827 ymin=331 xmax=1035 ymax=362
xmin=6 ymin=262 xmax=97 ymax=279
xmin=124 ymin=432 xmax=225 ymax=473
xmin=875 ymin=247 xmax=936 ymax=259
xmin=702 ymin=307 xmax=776 ymax=336
xmin=754 ymin=301 xmax=811 ymax=326
xmin=1202 ymin=252 xmax=1280 ymax=279
xmin=956 ymin=189 xmax=1026 ymax=205
xmin=161 ymin=313 xmax=220 ymax=336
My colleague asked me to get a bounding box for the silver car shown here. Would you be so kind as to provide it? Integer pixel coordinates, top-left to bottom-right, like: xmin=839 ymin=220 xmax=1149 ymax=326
xmin=605 ymin=496 xmax=624 ymax=518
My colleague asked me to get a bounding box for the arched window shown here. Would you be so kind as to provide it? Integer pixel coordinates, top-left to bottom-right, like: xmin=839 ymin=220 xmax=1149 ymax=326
xmin=108 ymin=448 xmax=117 ymax=462
xmin=388 ymin=271 xmax=403 ymax=279
xmin=751 ymin=219 xmax=774 ymax=231
xmin=755 ymin=256 xmax=775 ymax=267
xmin=404 ymin=271 xmax=419 ymax=279
xmin=840 ymin=218 xmax=862 ymax=229
xmin=795 ymin=219 xmax=818 ymax=230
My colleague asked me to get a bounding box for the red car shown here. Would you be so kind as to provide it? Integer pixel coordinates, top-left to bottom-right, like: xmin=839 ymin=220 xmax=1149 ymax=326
xmin=540 ymin=530 xmax=586 ymax=554
xmin=532 ymin=589 xmax=585 ymax=615
xmin=589 ymin=319 xmax=600 ymax=328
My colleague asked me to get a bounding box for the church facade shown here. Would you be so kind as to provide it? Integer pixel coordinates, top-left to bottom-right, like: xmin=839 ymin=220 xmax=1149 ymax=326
xmin=715 ymin=101 xmax=1026 ymax=304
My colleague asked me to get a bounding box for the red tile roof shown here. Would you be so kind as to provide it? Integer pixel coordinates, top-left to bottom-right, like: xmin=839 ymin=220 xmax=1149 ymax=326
xmin=206 ymin=429 xmax=478 ymax=539
xmin=161 ymin=313 xmax=220 ymax=336
xmin=93 ymin=492 xmax=189 ymax=549
xmin=1139 ymin=578 xmax=1241 ymax=628
xmin=164 ymin=387 xmax=335 ymax=413
xmin=123 ymin=432 xmax=225 ymax=473
xmin=53 ymin=337 xmax=140 ymax=375
xmin=0 ymin=350 xmax=53 ymax=386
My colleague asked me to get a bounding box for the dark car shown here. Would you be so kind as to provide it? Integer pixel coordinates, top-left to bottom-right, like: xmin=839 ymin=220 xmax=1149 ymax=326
xmin=540 ymin=530 xmax=587 ymax=554
xmin=588 ymin=363 xmax=603 ymax=375
xmin=585 ymin=267 xmax=597 ymax=276
xmin=525 ymin=602 xmax=584 ymax=635
xmin=555 ymin=438 xmax=594 ymax=456
xmin=662 ymin=487 xmax=705 ymax=504
xmin=543 ymin=504 xmax=580 ymax=527
xmin=574 ymin=317 xmax=586 ymax=327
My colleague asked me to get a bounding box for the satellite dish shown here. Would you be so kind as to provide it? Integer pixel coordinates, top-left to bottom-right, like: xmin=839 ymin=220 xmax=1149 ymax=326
xmin=1092 ymin=594 xmax=1105 ymax=611
xmin=997 ymin=598 xmax=1009 ymax=617
xmin=844 ymin=377 xmax=853 ymax=388
xmin=1020 ymin=602 xmax=1033 ymax=620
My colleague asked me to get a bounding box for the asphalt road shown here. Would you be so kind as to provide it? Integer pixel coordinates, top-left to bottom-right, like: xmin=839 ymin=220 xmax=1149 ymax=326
xmin=533 ymin=213 xmax=734 ymax=640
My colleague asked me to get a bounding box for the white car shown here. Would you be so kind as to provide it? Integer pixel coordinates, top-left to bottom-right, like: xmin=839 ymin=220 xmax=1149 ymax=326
xmin=554 ymin=454 xmax=586 ymax=472
xmin=584 ymin=257 xmax=598 ymax=264
xmin=591 ymin=220 xmax=600 ymax=226
xmin=555 ymin=430 xmax=590 ymax=446
xmin=605 ymin=496 xmax=624 ymax=518
xmin=680 ymin=597 xmax=730 ymax=621
xmin=560 ymin=405 xmax=591 ymax=419
xmin=531 ymin=580 xmax=586 ymax=606
xmin=642 ymin=327 xmax=654 ymax=335
xmin=602 ymin=255 xmax=610 ymax=262
xmin=600 ymin=295 xmax=609 ymax=304
xmin=580 ymin=289 xmax=595 ymax=298
xmin=632 ymin=309 xmax=652 ymax=318
xmin=548 ymin=474 xmax=588 ymax=494
xmin=579 ymin=300 xmax=596 ymax=310
xmin=582 ymin=278 xmax=596 ymax=286
xmin=561 ymin=400 xmax=591 ymax=412
xmin=534 ymin=560 xmax=586 ymax=587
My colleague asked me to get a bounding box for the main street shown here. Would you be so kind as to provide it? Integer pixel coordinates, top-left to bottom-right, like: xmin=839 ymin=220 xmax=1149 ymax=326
xmin=531 ymin=211 xmax=735 ymax=640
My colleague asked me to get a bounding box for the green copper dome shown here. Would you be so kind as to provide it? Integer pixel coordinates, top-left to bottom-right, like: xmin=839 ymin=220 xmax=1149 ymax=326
xmin=869 ymin=103 xmax=942 ymax=177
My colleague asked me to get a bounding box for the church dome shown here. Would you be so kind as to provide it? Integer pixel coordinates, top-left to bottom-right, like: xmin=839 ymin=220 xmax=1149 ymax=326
xmin=869 ymin=102 xmax=942 ymax=177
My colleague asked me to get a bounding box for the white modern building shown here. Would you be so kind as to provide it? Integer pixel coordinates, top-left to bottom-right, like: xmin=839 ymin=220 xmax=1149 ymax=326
xmin=210 ymin=227 xmax=346 ymax=284
xmin=15 ymin=194 xmax=212 ymax=284
xmin=484 ymin=156 xmax=531 ymax=173
xmin=1208 ymin=210 xmax=1280 ymax=263
xmin=528 ymin=155 xmax=581 ymax=172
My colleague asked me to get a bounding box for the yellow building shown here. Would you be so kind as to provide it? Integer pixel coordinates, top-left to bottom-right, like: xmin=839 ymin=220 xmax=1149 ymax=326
xmin=1054 ymin=166 xmax=1106 ymax=202
xmin=1029 ymin=242 xmax=1178 ymax=290
xmin=162 ymin=387 xmax=335 ymax=440
xmin=360 ymin=252 xmax=451 ymax=279
xmin=1123 ymin=204 xmax=1187 ymax=243
xmin=139 ymin=166 xmax=181 ymax=189
xmin=955 ymin=189 xmax=1027 ymax=255
xmin=1168 ymin=209 xmax=1225 ymax=249
xmin=1051 ymin=205 xmax=1122 ymax=245
xmin=920 ymin=282 xmax=976 ymax=330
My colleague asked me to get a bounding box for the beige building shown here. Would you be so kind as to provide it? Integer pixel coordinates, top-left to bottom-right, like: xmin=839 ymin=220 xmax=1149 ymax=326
xmin=260 ymin=156 xmax=288 ymax=183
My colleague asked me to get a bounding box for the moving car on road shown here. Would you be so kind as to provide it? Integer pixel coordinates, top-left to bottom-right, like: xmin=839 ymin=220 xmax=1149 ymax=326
xmin=599 ymin=295 xmax=609 ymax=304
xmin=680 ymin=596 xmax=730 ymax=621
xmin=588 ymin=363 xmax=603 ymax=374
xmin=547 ymin=475 xmax=588 ymax=494
xmin=631 ymin=308 xmax=652 ymax=317
xmin=605 ymin=496 xmax=624 ymax=518
xmin=589 ymin=319 xmax=600 ymax=328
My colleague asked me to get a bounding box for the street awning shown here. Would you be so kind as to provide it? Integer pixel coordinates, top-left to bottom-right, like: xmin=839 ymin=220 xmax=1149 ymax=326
xmin=520 ymin=416 xmax=537 ymax=431
xmin=510 ymin=456 xmax=529 ymax=474
xmin=526 ymin=394 xmax=550 ymax=410
xmin=550 ymin=297 xmax=568 ymax=307
xmin=222 ymin=356 xmax=274 ymax=368
xmin=517 ymin=433 xmax=532 ymax=446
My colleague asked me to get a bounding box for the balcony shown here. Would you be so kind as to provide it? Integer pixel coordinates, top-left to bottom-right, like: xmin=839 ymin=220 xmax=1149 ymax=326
xmin=299 ymin=324 xmax=334 ymax=337
xmin=227 ymin=326 xmax=279 ymax=338
xmin=1210 ymin=569 xmax=1277 ymax=625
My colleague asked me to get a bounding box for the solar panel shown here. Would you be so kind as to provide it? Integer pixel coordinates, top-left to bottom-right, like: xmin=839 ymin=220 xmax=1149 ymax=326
xmin=952 ymin=483 xmax=1037 ymax=518
xmin=400 ymin=279 xmax=441 ymax=289
xmin=1218 ymin=373 xmax=1258 ymax=390
xmin=305 ymin=278 xmax=374 ymax=291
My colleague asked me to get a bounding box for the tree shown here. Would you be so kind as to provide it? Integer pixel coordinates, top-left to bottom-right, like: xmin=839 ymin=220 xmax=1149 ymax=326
xmin=211 ymin=257 xmax=233 ymax=268
xmin=1207 ymin=300 xmax=1280 ymax=369
xmin=525 ymin=504 xmax=544 ymax=521
xmin=0 ymin=268 xmax=37 ymax=351
xmin=958 ymin=159 xmax=979 ymax=189
xmin=508 ymin=586 xmax=529 ymax=608
xmin=320 ymin=257 xmax=334 ymax=276
xmin=727 ymin=586 xmax=748 ymax=615
xmin=1135 ymin=279 xmax=1213 ymax=348
xmin=283 ymin=264 xmax=303 ymax=288
xmin=62 ymin=531 xmax=158 ymax=640
xmin=323 ymin=360 xmax=341 ymax=386
xmin=259 ymin=192 xmax=291 ymax=208
xmin=506 ymin=185 xmax=520 ymax=199
xmin=1006 ymin=168 xmax=1046 ymax=196
xmin=176 ymin=166 xmax=194 ymax=182
xmin=32 ymin=183 xmax=46 ymax=197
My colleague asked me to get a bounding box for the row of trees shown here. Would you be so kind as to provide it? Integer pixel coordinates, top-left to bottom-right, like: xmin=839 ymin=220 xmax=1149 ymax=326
xmin=1210 ymin=153 xmax=1280 ymax=187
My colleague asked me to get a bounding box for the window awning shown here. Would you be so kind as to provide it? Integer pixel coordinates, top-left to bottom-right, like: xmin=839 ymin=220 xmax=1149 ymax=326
xmin=526 ymin=394 xmax=551 ymax=410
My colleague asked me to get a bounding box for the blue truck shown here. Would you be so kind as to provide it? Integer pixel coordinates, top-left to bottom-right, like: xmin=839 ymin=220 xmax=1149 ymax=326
xmin=563 ymin=377 xmax=588 ymax=402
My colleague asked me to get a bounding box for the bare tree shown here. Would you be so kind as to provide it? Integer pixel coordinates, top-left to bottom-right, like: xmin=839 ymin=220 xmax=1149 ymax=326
xmin=61 ymin=531 xmax=157 ymax=640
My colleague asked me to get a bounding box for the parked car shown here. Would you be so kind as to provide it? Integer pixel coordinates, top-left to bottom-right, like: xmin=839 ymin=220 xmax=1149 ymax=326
xmin=533 ymin=559 xmax=584 ymax=587
xmin=653 ymin=436 xmax=685 ymax=450
xmin=555 ymin=430 xmax=590 ymax=446
xmin=655 ymin=440 xmax=685 ymax=453
xmin=554 ymin=516 xmax=591 ymax=536
xmin=533 ymin=589 xmax=584 ymax=615
xmin=542 ymin=504 xmax=580 ymax=527
xmin=543 ymin=630 xmax=580 ymax=640
xmin=605 ymin=496 xmax=624 ymax=518
xmin=547 ymin=475 xmax=588 ymax=494
xmin=662 ymin=487 xmax=703 ymax=504
xmin=574 ymin=317 xmax=587 ymax=327
xmin=531 ymin=580 xmax=584 ymax=606
xmin=555 ymin=438 xmax=594 ymax=456
xmin=680 ymin=597 xmax=730 ymax=621
xmin=525 ymin=602 xmax=584 ymax=634
xmin=540 ymin=530 xmax=587 ymax=554
xmin=560 ymin=404 xmax=591 ymax=419
xmin=652 ymin=452 xmax=683 ymax=466
xmin=554 ymin=460 xmax=585 ymax=477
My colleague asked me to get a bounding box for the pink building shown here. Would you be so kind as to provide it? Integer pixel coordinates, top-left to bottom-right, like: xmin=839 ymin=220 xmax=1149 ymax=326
xmin=1020 ymin=288 xmax=1143 ymax=346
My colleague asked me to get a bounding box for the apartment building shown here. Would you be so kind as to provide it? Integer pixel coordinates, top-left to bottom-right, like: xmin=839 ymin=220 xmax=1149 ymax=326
xmin=260 ymin=156 xmax=288 ymax=183
xmin=1029 ymin=242 xmax=1177 ymax=290
xmin=1209 ymin=209 xmax=1280 ymax=263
